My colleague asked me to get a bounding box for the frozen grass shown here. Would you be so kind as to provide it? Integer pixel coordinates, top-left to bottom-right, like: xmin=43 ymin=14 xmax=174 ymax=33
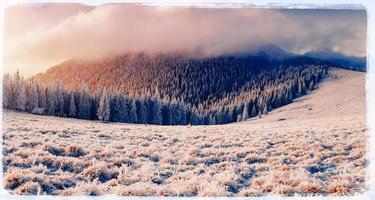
xmin=2 ymin=69 xmax=367 ymax=196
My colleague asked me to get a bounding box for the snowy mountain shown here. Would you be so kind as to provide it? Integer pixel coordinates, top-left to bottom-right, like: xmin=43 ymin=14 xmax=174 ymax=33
xmin=6 ymin=44 xmax=359 ymax=125
xmin=247 ymin=43 xmax=297 ymax=60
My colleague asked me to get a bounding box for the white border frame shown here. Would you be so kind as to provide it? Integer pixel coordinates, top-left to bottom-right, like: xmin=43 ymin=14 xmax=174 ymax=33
xmin=0 ymin=0 xmax=373 ymax=199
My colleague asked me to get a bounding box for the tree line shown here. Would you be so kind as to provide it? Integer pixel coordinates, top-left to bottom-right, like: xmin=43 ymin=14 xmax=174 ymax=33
xmin=33 ymin=53 xmax=331 ymax=108
xmin=3 ymin=63 xmax=326 ymax=125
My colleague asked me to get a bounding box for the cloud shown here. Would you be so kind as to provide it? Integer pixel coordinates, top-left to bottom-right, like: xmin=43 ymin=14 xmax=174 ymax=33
xmin=4 ymin=4 xmax=367 ymax=77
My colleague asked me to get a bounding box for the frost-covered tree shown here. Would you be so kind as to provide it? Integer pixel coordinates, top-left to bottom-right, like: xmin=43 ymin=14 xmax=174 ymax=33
xmin=209 ymin=113 xmax=216 ymax=125
xmin=78 ymin=84 xmax=91 ymax=119
xmin=152 ymin=99 xmax=162 ymax=125
xmin=161 ymin=101 xmax=171 ymax=125
xmin=298 ymin=80 xmax=307 ymax=95
xmin=3 ymin=74 xmax=11 ymax=108
xmin=242 ymin=102 xmax=249 ymax=121
xmin=263 ymin=105 xmax=268 ymax=115
xmin=26 ymin=82 xmax=39 ymax=111
xmin=128 ymin=99 xmax=138 ymax=123
xmin=118 ymin=94 xmax=130 ymax=122
xmin=97 ymin=90 xmax=110 ymax=121
xmin=69 ymin=94 xmax=77 ymax=117
xmin=47 ymin=86 xmax=57 ymax=115
xmin=14 ymin=77 xmax=27 ymax=111
xmin=92 ymin=87 xmax=103 ymax=120
xmin=174 ymin=101 xmax=187 ymax=125
xmin=251 ymin=105 xmax=257 ymax=118
xmin=56 ymin=85 xmax=66 ymax=115
xmin=38 ymin=85 xmax=47 ymax=109
xmin=137 ymin=99 xmax=147 ymax=124
xmin=190 ymin=106 xmax=200 ymax=125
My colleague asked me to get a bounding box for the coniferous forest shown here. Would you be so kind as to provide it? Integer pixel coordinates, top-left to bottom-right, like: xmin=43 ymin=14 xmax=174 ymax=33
xmin=3 ymin=53 xmax=329 ymax=125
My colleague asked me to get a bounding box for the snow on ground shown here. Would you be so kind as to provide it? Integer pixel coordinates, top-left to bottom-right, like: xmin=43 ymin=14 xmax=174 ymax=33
xmin=2 ymin=68 xmax=367 ymax=196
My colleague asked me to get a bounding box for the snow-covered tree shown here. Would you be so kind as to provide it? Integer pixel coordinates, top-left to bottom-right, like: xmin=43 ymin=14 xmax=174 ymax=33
xmin=78 ymin=84 xmax=91 ymax=119
xmin=251 ymin=105 xmax=257 ymax=117
xmin=137 ymin=99 xmax=147 ymax=124
xmin=3 ymin=74 xmax=12 ymax=108
xmin=14 ymin=73 xmax=27 ymax=111
xmin=69 ymin=94 xmax=77 ymax=117
xmin=263 ymin=105 xmax=268 ymax=115
xmin=152 ymin=99 xmax=162 ymax=125
xmin=128 ymin=99 xmax=138 ymax=123
xmin=26 ymin=82 xmax=39 ymax=111
xmin=242 ymin=103 xmax=249 ymax=121
xmin=56 ymin=85 xmax=66 ymax=115
xmin=38 ymin=85 xmax=47 ymax=108
xmin=47 ymin=86 xmax=57 ymax=115
xmin=97 ymin=90 xmax=110 ymax=121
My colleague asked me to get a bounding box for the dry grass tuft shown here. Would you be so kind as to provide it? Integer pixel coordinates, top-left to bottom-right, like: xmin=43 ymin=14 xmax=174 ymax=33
xmin=328 ymin=180 xmax=350 ymax=195
xmin=14 ymin=181 xmax=40 ymax=195
xmin=81 ymin=162 xmax=118 ymax=183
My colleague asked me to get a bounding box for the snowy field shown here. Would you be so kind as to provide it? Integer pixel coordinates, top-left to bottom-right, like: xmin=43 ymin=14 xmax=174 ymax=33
xmin=2 ymin=68 xmax=367 ymax=196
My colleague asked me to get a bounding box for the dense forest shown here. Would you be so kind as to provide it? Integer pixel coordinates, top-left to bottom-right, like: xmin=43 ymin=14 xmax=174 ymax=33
xmin=4 ymin=53 xmax=328 ymax=125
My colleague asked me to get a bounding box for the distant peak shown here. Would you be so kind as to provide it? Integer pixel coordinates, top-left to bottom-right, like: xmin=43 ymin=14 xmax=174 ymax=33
xmin=250 ymin=43 xmax=295 ymax=60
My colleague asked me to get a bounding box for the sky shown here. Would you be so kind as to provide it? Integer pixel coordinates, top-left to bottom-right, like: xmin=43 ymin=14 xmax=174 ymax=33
xmin=3 ymin=3 xmax=367 ymax=78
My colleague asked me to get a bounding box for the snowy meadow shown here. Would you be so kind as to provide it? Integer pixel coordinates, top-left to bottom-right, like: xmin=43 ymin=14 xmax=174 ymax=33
xmin=2 ymin=69 xmax=367 ymax=196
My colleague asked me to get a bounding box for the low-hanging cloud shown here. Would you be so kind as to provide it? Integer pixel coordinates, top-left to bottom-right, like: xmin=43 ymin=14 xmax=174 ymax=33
xmin=4 ymin=4 xmax=367 ymax=77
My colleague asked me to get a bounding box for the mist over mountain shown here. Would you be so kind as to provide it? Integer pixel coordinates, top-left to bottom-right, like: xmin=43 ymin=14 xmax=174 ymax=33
xmin=32 ymin=44 xmax=364 ymax=99
xmin=4 ymin=5 xmax=366 ymax=77
xmin=304 ymin=50 xmax=366 ymax=72
xmin=244 ymin=44 xmax=297 ymax=60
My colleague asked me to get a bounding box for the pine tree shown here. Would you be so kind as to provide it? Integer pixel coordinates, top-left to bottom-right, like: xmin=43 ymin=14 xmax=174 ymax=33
xmin=242 ymin=102 xmax=249 ymax=121
xmin=97 ymin=90 xmax=110 ymax=121
xmin=56 ymin=85 xmax=65 ymax=115
xmin=14 ymin=78 xmax=27 ymax=111
xmin=137 ymin=98 xmax=147 ymax=124
xmin=228 ymin=106 xmax=236 ymax=122
xmin=92 ymin=87 xmax=103 ymax=120
xmin=128 ymin=99 xmax=138 ymax=123
xmin=309 ymin=80 xmax=315 ymax=91
xmin=69 ymin=94 xmax=77 ymax=117
xmin=117 ymin=94 xmax=129 ymax=122
xmin=162 ymin=102 xmax=172 ymax=125
xmin=152 ymin=99 xmax=162 ymax=125
xmin=190 ymin=106 xmax=200 ymax=125
xmin=3 ymin=74 xmax=12 ymax=108
xmin=38 ymin=85 xmax=47 ymax=109
xmin=78 ymin=84 xmax=91 ymax=119
xmin=47 ymin=86 xmax=57 ymax=115
xmin=251 ymin=105 xmax=257 ymax=118
xmin=236 ymin=102 xmax=244 ymax=119
xmin=176 ymin=102 xmax=187 ymax=125
xmin=145 ymin=97 xmax=153 ymax=124
xmin=27 ymin=82 xmax=39 ymax=111
xmin=209 ymin=113 xmax=216 ymax=125
xmin=263 ymin=105 xmax=268 ymax=115
xmin=237 ymin=114 xmax=242 ymax=122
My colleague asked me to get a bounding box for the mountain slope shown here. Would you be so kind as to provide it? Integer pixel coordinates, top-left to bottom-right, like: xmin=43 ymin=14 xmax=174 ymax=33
xmin=31 ymin=51 xmax=327 ymax=107
xmin=304 ymin=50 xmax=366 ymax=72
xmin=249 ymin=68 xmax=366 ymax=123
xmin=3 ymin=68 xmax=366 ymax=196
xmin=23 ymin=45 xmax=365 ymax=125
